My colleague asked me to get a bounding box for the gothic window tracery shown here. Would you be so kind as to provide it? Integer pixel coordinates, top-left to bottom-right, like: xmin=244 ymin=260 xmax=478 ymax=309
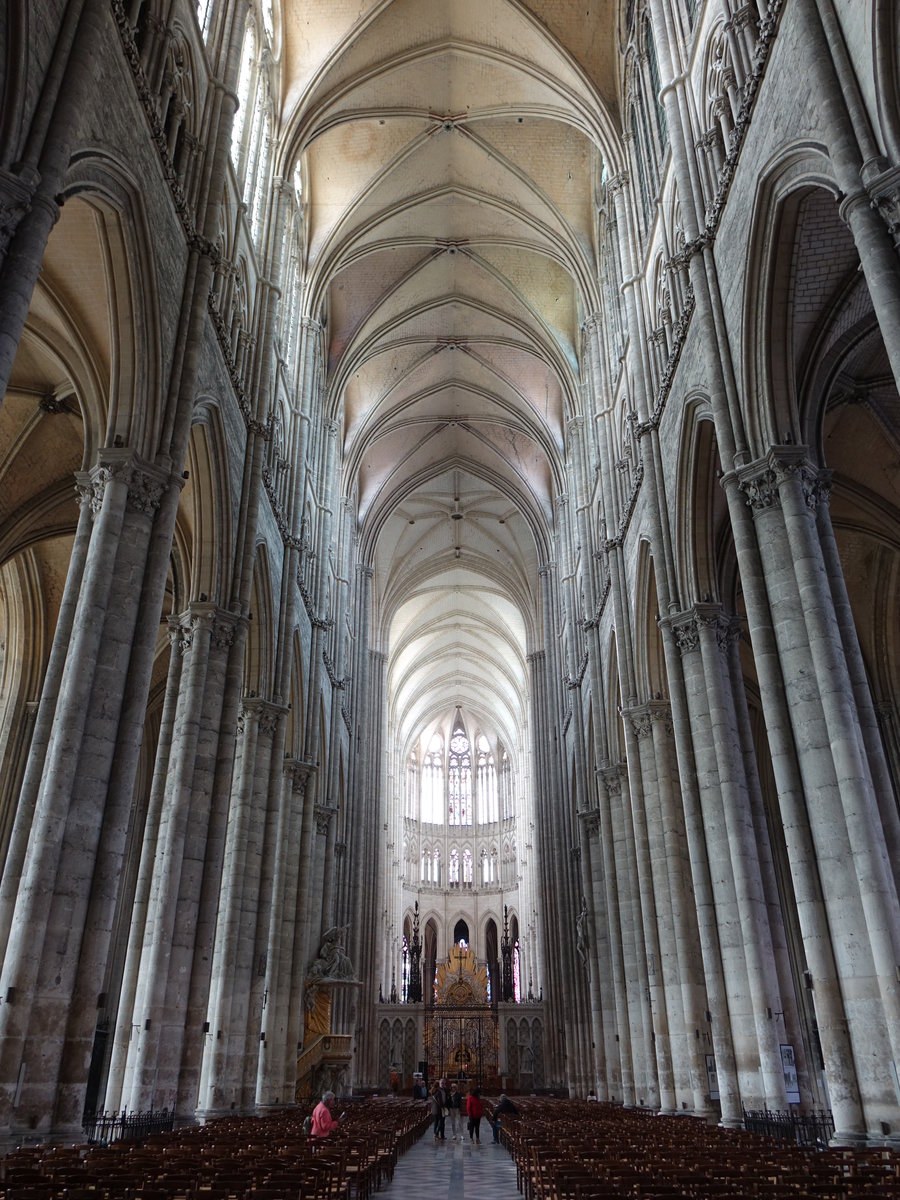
xmin=196 ymin=0 xmax=215 ymax=39
xmin=476 ymin=734 xmax=497 ymax=823
xmin=623 ymin=6 xmax=668 ymax=236
xmin=231 ymin=23 xmax=256 ymax=168
xmin=422 ymin=735 xmax=443 ymax=824
xmin=448 ymin=723 xmax=472 ymax=826
xmin=462 ymin=847 xmax=473 ymax=885
xmin=406 ymin=752 xmax=418 ymax=820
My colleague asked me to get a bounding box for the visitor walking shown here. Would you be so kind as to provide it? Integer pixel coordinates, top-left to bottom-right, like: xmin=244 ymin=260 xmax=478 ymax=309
xmin=466 ymin=1087 xmax=484 ymax=1143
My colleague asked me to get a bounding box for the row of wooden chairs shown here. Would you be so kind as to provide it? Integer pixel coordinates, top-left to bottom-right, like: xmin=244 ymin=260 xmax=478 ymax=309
xmin=0 ymin=1099 xmax=430 ymax=1200
xmin=493 ymin=1099 xmax=900 ymax=1199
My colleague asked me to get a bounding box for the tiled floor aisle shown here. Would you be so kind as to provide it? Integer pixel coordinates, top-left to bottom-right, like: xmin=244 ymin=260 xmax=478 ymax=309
xmin=381 ymin=1129 xmax=521 ymax=1199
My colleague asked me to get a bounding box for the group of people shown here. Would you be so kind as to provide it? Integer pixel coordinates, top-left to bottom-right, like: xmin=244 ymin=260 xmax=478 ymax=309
xmin=305 ymin=1081 xmax=520 ymax=1148
xmin=429 ymin=1079 xmax=518 ymax=1144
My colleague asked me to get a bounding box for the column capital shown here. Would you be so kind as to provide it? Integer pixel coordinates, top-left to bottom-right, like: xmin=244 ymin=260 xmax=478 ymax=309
xmin=694 ymin=603 xmax=742 ymax=653
xmin=596 ymin=762 xmax=627 ymax=797
xmin=866 ymin=164 xmax=900 ymax=248
xmin=283 ymin=757 xmax=317 ymax=793
xmin=0 ymin=166 xmax=39 ymax=257
xmin=240 ymin=696 xmax=288 ymax=737
xmin=578 ymin=808 xmax=601 ymax=837
xmin=736 ymin=447 xmax=830 ymax=515
xmin=661 ymin=610 xmax=700 ymax=656
xmin=315 ymin=802 xmax=337 ymax=835
xmin=625 ymin=705 xmax=653 ymax=740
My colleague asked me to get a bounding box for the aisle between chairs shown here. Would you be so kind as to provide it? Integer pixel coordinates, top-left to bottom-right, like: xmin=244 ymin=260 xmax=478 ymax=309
xmin=378 ymin=1128 xmax=521 ymax=1199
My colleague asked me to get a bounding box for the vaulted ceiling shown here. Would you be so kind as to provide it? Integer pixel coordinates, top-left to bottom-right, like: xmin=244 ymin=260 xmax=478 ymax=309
xmin=278 ymin=0 xmax=621 ymax=753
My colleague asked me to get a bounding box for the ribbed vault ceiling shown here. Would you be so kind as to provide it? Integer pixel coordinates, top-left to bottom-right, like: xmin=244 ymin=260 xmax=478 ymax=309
xmin=279 ymin=0 xmax=618 ymax=752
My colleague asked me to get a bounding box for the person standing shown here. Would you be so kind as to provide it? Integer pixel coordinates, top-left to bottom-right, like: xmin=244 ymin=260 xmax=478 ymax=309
xmin=466 ymin=1086 xmax=484 ymax=1143
xmin=430 ymin=1081 xmax=447 ymax=1141
xmin=447 ymin=1082 xmax=463 ymax=1139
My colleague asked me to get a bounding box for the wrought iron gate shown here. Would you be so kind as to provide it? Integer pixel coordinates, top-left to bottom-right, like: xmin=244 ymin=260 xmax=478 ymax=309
xmin=427 ymin=1006 xmax=498 ymax=1085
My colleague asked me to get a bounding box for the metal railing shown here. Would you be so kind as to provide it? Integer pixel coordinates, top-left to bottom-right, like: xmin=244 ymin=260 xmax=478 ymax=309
xmin=742 ymin=1107 xmax=835 ymax=1148
xmin=83 ymin=1108 xmax=174 ymax=1144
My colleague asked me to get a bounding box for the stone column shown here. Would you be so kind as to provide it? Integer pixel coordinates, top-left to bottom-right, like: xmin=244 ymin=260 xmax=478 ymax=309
xmin=0 ymin=483 xmax=93 ymax=965
xmin=738 ymin=451 xmax=900 ymax=1130
xmin=664 ymin=613 xmax=743 ymax=1125
xmin=0 ymin=453 xmax=171 ymax=1138
xmin=285 ymin=762 xmax=318 ymax=1067
xmin=578 ymin=810 xmax=609 ymax=1099
xmin=815 ymin=493 xmax=900 ymax=887
xmin=254 ymin=759 xmax=307 ymax=1107
xmin=197 ymin=699 xmax=282 ymax=1115
xmin=527 ymin=648 xmax=564 ymax=1078
xmin=120 ymin=604 xmax=227 ymax=1111
xmin=623 ymin=708 xmax=675 ymax=1112
xmin=694 ymin=605 xmax=787 ymax=1108
xmin=595 ymin=765 xmax=632 ymax=1104
xmin=105 ymin=617 xmax=186 ymax=1111
xmin=648 ymin=704 xmax=713 ymax=1117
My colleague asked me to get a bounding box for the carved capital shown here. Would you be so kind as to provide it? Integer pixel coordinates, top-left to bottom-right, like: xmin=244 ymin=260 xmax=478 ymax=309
xmin=694 ymin=604 xmax=741 ymax=654
xmin=284 ymin=757 xmax=316 ymax=793
xmin=737 ymin=462 xmax=779 ymax=514
xmin=755 ymin=447 xmax=829 ymax=512
xmin=676 ymin=617 xmax=700 ymax=655
xmin=648 ymin=700 xmax=673 ymax=736
xmin=127 ymin=466 xmax=167 ymax=516
xmin=257 ymin=705 xmax=283 ymax=738
xmin=0 ymin=166 xmax=39 ymax=256
xmin=177 ymin=604 xmax=216 ymax=651
xmin=212 ymin=614 xmax=238 ymax=650
xmin=240 ymin=697 xmax=286 ymax=737
xmin=315 ymin=803 xmax=337 ymax=835
xmin=597 ymin=762 xmax=626 ymax=798
xmin=578 ymin=809 xmax=601 ymax=837
xmin=866 ymin=165 xmax=900 ymax=248
xmin=628 ymin=707 xmax=653 ymax=740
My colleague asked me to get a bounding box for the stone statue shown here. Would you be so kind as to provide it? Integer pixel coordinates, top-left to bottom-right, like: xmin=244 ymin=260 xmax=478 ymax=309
xmin=305 ymin=925 xmax=355 ymax=1012
xmin=308 ymin=925 xmax=355 ymax=982
xmin=576 ymin=896 xmax=589 ymax=969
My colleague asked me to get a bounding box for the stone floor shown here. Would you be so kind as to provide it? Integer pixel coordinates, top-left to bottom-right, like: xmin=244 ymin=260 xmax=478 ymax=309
xmin=381 ymin=1126 xmax=521 ymax=1199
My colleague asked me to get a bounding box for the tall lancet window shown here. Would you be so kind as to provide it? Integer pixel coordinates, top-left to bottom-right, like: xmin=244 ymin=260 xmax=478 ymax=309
xmin=476 ymin=735 xmax=497 ymax=823
xmin=406 ymin=752 xmax=418 ymax=819
xmin=448 ymin=715 xmax=472 ymax=826
xmin=231 ymin=23 xmax=256 ymax=167
xmin=422 ymin=734 xmax=443 ymax=824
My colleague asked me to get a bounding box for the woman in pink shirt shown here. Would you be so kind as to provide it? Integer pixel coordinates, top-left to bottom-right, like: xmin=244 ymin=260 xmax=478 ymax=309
xmin=311 ymin=1090 xmax=341 ymax=1137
